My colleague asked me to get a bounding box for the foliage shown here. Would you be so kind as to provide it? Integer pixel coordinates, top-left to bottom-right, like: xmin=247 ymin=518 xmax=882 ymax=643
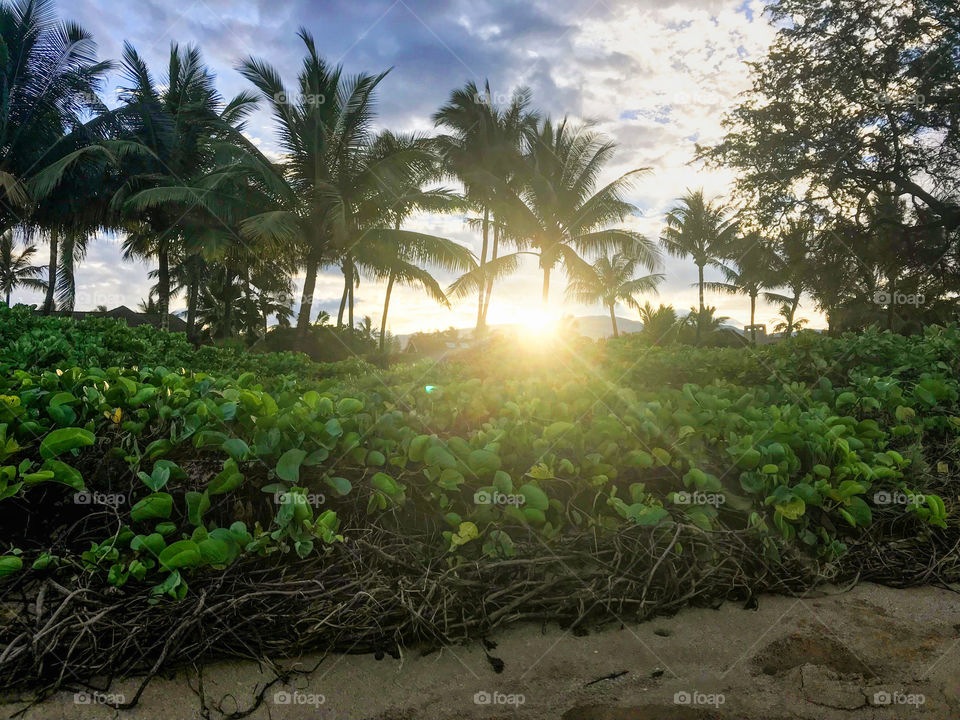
xmin=1 ymin=314 xmax=956 ymax=604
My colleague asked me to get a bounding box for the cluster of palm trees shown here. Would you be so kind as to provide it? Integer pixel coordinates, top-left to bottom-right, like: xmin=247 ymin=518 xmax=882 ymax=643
xmin=0 ymin=2 xmax=667 ymax=349
xmin=2 ymin=1 xmax=950 ymax=350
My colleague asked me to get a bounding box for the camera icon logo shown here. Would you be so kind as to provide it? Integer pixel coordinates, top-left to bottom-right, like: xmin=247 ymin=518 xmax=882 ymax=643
xmin=873 ymin=690 xmax=892 ymax=705
xmin=873 ymin=490 xmax=891 ymax=504
xmin=474 ymin=490 xmax=492 ymax=505
xmin=74 ymin=491 xmax=91 ymax=504
xmin=873 ymin=291 xmax=891 ymax=305
xmin=474 ymin=690 xmax=492 ymax=705
xmin=674 ymin=690 xmax=692 ymax=705
xmin=673 ymin=491 xmax=691 ymax=505
xmin=73 ymin=692 xmax=91 ymax=705
xmin=274 ymin=691 xmax=292 ymax=705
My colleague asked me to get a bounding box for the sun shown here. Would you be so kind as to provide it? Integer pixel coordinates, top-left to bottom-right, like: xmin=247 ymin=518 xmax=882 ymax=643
xmin=514 ymin=307 xmax=560 ymax=339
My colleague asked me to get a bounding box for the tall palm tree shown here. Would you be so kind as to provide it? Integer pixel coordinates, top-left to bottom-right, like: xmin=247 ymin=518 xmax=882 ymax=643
xmin=433 ymin=82 xmax=537 ymax=330
xmin=0 ymin=231 xmax=46 ymax=305
xmin=360 ymin=131 xmax=474 ymax=350
xmin=0 ymin=0 xmax=111 ymax=225
xmin=114 ymin=42 xmax=259 ymax=330
xmin=565 ymin=251 xmax=663 ymax=337
xmin=659 ymin=189 xmax=738 ymax=344
xmin=767 ymin=219 xmax=815 ymax=336
xmin=705 ymin=232 xmax=776 ymax=343
xmin=238 ymin=29 xmax=389 ymax=333
xmin=449 ymin=118 xmax=658 ymax=308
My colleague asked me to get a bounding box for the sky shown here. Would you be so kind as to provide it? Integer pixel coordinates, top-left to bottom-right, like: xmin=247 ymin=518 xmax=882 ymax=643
xmin=14 ymin=0 xmax=825 ymax=333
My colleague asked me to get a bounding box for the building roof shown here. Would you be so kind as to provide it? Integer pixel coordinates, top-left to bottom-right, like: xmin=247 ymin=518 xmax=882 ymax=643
xmin=45 ymin=305 xmax=189 ymax=332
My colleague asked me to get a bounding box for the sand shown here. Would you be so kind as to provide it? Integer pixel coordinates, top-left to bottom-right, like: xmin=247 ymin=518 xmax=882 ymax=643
xmin=3 ymin=582 xmax=958 ymax=719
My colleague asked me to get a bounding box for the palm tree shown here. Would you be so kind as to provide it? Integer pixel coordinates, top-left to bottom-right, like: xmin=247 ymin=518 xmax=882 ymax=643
xmin=0 ymin=0 xmax=111 ymax=226
xmin=660 ymin=189 xmax=738 ymax=343
xmin=433 ymin=82 xmax=537 ymax=330
xmin=638 ymin=302 xmax=681 ymax=344
xmin=565 ymin=251 xmax=663 ymax=337
xmin=238 ymin=29 xmax=390 ymax=333
xmin=0 ymin=231 xmax=46 ymax=305
xmin=354 ymin=131 xmax=475 ymax=351
xmin=114 ymin=42 xmax=259 ymax=330
xmin=772 ymin=304 xmax=808 ymax=335
xmin=681 ymin=305 xmax=730 ymax=343
xmin=449 ymin=118 xmax=658 ymax=309
xmin=705 ymin=232 xmax=776 ymax=343
xmin=767 ymin=219 xmax=815 ymax=336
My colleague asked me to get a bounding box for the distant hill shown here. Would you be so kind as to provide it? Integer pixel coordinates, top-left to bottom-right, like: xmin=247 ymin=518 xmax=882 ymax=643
xmin=395 ymin=313 xmax=753 ymax=349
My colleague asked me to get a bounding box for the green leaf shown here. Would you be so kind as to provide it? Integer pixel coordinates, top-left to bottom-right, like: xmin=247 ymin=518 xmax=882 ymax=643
xmin=222 ymin=438 xmax=251 ymax=461
xmin=39 ymin=428 xmax=95 ymax=459
xmin=336 ymin=398 xmax=364 ymax=415
xmin=324 ymin=476 xmax=352 ymax=497
xmin=130 ymin=493 xmax=173 ymax=522
xmin=371 ymin=472 xmax=400 ymax=497
xmin=208 ymin=461 xmax=244 ymax=495
xmin=0 ymin=556 xmax=23 ymax=576
xmin=276 ymin=449 xmax=307 ymax=483
xmin=774 ymin=498 xmax=806 ymax=520
xmin=158 ymin=540 xmax=202 ymax=570
xmin=185 ymin=491 xmax=210 ymax=526
xmin=408 ymin=434 xmax=431 ymax=462
xmin=197 ymin=538 xmax=230 ymax=565
xmin=468 ymin=449 xmax=501 ymax=475
xmin=518 ymin=483 xmax=549 ymax=511
xmin=41 ymin=460 xmax=85 ymax=491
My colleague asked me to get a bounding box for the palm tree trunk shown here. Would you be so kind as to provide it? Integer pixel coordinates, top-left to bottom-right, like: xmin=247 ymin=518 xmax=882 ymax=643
xmin=609 ymin=302 xmax=619 ymax=338
xmin=42 ymin=228 xmax=58 ymax=315
xmin=787 ymin=291 xmax=800 ymax=337
xmin=4 ymin=290 xmax=10 ymax=307
xmin=696 ymin=263 xmax=704 ymax=344
xmin=476 ymin=207 xmax=489 ymax=330
xmin=157 ymin=240 xmax=170 ymax=331
xmin=186 ymin=273 xmax=199 ymax=343
xmin=337 ymin=267 xmax=348 ymax=328
xmin=542 ymin=265 xmax=550 ymax=305
xmin=297 ymin=255 xmax=319 ymax=332
xmin=221 ymin=272 xmax=235 ymax=339
xmin=885 ymin=276 xmax=895 ymax=331
xmin=347 ymin=257 xmax=355 ymax=331
xmin=749 ymin=293 xmax=756 ymax=344
xmin=481 ymin=221 xmax=499 ymax=326
xmin=380 ymin=271 xmax=395 ymax=352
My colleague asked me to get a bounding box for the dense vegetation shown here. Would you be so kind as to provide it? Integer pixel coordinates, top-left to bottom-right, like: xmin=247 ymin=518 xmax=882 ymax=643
xmin=0 ymin=313 xmax=956 ymax=700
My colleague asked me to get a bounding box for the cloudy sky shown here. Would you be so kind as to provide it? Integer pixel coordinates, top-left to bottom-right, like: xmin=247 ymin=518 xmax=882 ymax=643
xmin=16 ymin=0 xmax=824 ymax=333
